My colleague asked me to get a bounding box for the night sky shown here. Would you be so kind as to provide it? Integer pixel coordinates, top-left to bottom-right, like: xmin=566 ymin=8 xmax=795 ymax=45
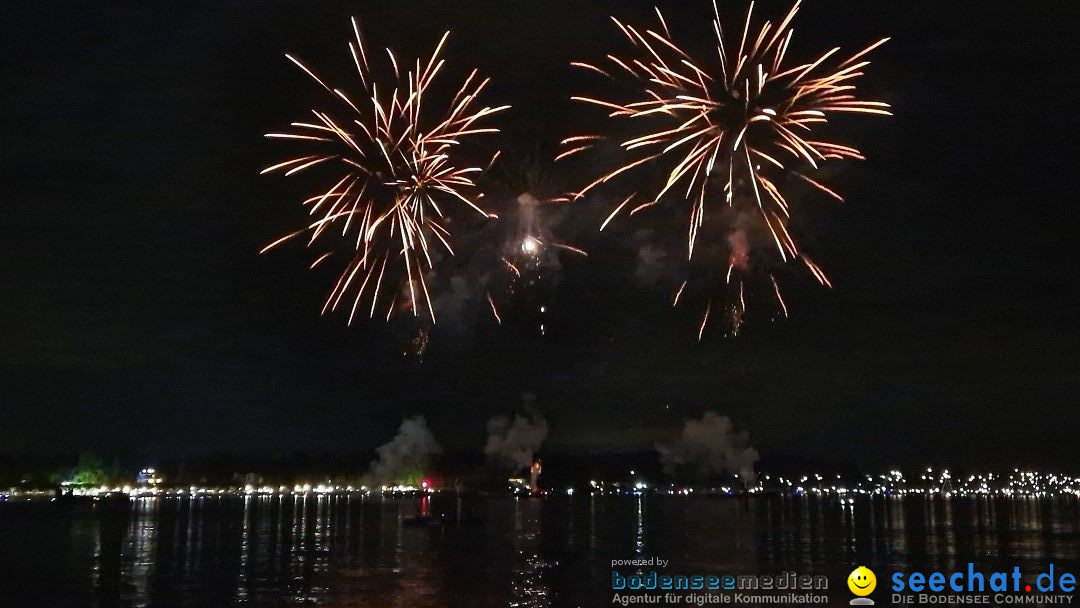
xmin=2 ymin=1 xmax=1077 ymax=468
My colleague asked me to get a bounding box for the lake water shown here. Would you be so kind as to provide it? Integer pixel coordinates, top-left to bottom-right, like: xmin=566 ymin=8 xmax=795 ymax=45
xmin=2 ymin=493 xmax=1078 ymax=607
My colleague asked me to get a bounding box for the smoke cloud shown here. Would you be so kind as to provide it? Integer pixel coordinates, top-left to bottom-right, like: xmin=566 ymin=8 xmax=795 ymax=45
xmin=656 ymin=412 xmax=759 ymax=483
xmin=727 ymin=229 xmax=749 ymax=271
xmin=431 ymin=191 xmax=569 ymax=330
xmin=365 ymin=415 xmax=441 ymax=485
xmin=484 ymin=414 xmax=548 ymax=470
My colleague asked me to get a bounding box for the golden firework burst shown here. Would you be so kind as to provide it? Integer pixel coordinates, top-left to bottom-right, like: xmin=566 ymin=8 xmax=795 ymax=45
xmin=262 ymin=19 xmax=508 ymax=325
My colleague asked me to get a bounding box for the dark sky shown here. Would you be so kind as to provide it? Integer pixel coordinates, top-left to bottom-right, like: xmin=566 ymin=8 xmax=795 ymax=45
xmin=2 ymin=1 xmax=1077 ymax=468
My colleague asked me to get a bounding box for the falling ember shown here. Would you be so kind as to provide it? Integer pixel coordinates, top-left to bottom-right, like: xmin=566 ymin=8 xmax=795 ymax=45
xmin=673 ymin=280 xmax=688 ymax=306
xmin=770 ymin=274 xmax=789 ymax=319
xmin=728 ymin=302 xmax=745 ymax=338
xmin=564 ymin=1 xmax=889 ymax=336
xmin=406 ymin=328 xmax=430 ymax=357
xmin=550 ymin=243 xmax=588 ymax=257
xmin=262 ymin=19 xmax=508 ymax=325
xmin=698 ymin=300 xmax=712 ymax=342
xmin=487 ymin=292 xmax=503 ymax=325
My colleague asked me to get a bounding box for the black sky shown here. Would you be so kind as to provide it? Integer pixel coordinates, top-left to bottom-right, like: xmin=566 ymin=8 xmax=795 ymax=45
xmin=2 ymin=1 xmax=1077 ymax=468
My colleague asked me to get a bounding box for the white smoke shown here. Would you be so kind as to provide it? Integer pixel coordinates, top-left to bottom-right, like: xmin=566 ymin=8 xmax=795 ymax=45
xmin=484 ymin=414 xmax=548 ymax=471
xmin=656 ymin=412 xmax=759 ymax=483
xmin=434 ymin=275 xmax=473 ymax=319
xmin=366 ymin=415 xmax=441 ymax=484
xmin=635 ymin=240 xmax=671 ymax=286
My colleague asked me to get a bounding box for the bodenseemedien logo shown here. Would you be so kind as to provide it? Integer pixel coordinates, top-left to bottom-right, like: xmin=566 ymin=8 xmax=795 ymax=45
xmin=609 ymin=567 xmax=832 ymax=605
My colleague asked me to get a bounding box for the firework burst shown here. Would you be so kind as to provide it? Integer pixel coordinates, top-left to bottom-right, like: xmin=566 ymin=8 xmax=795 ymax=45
xmin=262 ymin=19 xmax=508 ymax=325
xmin=480 ymin=157 xmax=587 ymax=329
xmin=562 ymin=1 xmax=889 ymax=337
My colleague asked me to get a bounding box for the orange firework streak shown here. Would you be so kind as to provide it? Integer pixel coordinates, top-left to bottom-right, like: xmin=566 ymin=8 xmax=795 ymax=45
xmin=563 ymin=1 xmax=889 ymax=337
xmin=262 ymin=19 xmax=508 ymax=325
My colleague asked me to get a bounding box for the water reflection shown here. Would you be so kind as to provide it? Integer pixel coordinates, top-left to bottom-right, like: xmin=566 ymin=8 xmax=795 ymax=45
xmin=1 ymin=494 xmax=1078 ymax=607
xmin=509 ymin=497 xmax=552 ymax=608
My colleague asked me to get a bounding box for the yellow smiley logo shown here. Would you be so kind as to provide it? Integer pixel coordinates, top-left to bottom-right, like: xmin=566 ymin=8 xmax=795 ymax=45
xmin=848 ymin=566 xmax=877 ymax=596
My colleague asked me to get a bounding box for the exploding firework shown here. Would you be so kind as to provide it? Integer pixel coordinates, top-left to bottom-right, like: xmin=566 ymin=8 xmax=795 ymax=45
xmin=261 ymin=19 xmax=508 ymax=325
xmin=479 ymin=156 xmax=587 ymax=331
xmin=562 ymin=1 xmax=889 ymax=337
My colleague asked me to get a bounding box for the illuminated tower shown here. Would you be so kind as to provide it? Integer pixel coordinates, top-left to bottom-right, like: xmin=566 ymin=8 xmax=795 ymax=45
xmin=529 ymin=460 xmax=542 ymax=495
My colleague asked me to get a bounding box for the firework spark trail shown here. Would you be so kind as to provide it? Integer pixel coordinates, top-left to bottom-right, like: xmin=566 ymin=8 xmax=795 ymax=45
xmin=563 ymin=1 xmax=889 ymax=338
xmin=262 ymin=19 xmax=508 ymax=325
xmin=487 ymin=292 xmax=503 ymax=325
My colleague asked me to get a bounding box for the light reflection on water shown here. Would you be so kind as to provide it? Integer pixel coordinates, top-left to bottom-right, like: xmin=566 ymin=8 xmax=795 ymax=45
xmin=1 ymin=494 xmax=1078 ymax=607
